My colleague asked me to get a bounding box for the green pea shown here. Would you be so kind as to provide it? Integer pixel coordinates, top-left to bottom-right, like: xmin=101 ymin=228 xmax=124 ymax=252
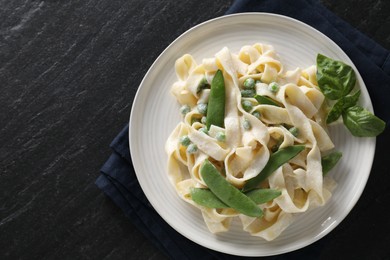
xmin=206 ymin=70 xmax=225 ymax=130
xmin=215 ymin=131 xmax=226 ymax=142
xmin=254 ymin=94 xmax=280 ymax=107
xmin=243 ymin=119 xmax=251 ymax=130
xmin=197 ymin=103 xmax=207 ymax=115
xmin=241 ymin=100 xmax=253 ymax=112
xmin=179 ymin=135 xmax=191 ymax=147
xmin=268 ymin=82 xmax=279 ymax=93
xmin=201 ymin=116 xmax=207 ymax=125
xmin=200 ymin=160 xmax=263 ymax=217
xmin=289 ymin=127 xmax=299 ymax=137
xmin=243 ymin=145 xmax=305 ymax=192
xmin=252 ymin=111 xmax=261 ymax=119
xmin=241 ymin=89 xmax=256 ymax=97
xmin=198 ymin=127 xmax=208 ymax=135
xmin=187 ymin=143 xmax=198 ymax=154
xmin=180 ymin=104 xmax=190 ymax=115
xmin=243 ymin=78 xmax=255 ymax=89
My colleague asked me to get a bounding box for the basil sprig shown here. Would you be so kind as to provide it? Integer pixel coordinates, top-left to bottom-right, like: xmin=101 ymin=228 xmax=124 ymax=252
xmin=342 ymin=106 xmax=386 ymax=137
xmin=316 ymin=54 xmax=385 ymax=137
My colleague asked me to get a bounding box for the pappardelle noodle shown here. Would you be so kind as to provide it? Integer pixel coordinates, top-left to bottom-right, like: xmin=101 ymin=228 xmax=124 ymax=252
xmin=165 ymin=43 xmax=338 ymax=241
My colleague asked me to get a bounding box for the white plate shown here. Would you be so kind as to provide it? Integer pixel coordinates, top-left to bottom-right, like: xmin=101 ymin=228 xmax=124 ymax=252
xmin=129 ymin=13 xmax=375 ymax=256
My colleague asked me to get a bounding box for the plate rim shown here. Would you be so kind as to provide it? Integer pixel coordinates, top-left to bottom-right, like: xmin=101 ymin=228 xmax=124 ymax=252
xmin=129 ymin=12 xmax=376 ymax=256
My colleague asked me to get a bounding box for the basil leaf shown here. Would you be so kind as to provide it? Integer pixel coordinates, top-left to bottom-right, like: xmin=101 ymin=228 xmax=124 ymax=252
xmin=326 ymin=90 xmax=361 ymax=124
xmin=326 ymin=105 xmax=342 ymax=124
xmin=342 ymin=106 xmax=386 ymax=137
xmin=316 ymin=54 xmax=356 ymax=100
xmin=342 ymin=90 xmax=361 ymax=108
xmin=322 ymin=152 xmax=342 ymax=175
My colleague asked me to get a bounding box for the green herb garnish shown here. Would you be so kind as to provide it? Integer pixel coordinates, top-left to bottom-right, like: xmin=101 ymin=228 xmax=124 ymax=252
xmin=316 ymin=54 xmax=385 ymax=137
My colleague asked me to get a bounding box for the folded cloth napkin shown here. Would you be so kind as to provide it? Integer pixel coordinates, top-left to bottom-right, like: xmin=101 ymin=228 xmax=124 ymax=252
xmin=96 ymin=0 xmax=390 ymax=259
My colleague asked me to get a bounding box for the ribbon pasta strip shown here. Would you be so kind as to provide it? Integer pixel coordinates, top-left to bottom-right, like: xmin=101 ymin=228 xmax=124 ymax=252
xmin=166 ymin=43 xmax=336 ymax=241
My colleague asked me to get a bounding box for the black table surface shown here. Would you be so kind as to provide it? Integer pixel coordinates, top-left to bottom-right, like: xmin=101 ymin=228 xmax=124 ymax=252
xmin=1 ymin=0 xmax=389 ymax=259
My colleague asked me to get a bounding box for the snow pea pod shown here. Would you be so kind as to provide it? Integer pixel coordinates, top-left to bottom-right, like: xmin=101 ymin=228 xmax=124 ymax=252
xmin=190 ymin=188 xmax=228 ymax=208
xmin=244 ymin=189 xmax=281 ymax=204
xmin=254 ymin=94 xmax=281 ymax=107
xmin=200 ymin=160 xmax=263 ymax=217
xmin=322 ymin=151 xmax=342 ymax=175
xmin=206 ymin=70 xmax=225 ymax=130
xmin=190 ymin=188 xmax=281 ymax=209
xmin=243 ymin=145 xmax=305 ymax=192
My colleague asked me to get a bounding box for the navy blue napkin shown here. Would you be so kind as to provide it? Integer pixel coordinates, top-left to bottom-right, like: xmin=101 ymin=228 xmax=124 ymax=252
xmin=96 ymin=0 xmax=390 ymax=259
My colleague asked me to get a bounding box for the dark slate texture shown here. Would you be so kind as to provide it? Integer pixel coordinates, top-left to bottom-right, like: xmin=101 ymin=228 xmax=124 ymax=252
xmin=0 ymin=0 xmax=389 ymax=259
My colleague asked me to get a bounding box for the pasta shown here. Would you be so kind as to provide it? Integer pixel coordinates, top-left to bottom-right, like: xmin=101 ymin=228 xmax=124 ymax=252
xmin=165 ymin=43 xmax=337 ymax=241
